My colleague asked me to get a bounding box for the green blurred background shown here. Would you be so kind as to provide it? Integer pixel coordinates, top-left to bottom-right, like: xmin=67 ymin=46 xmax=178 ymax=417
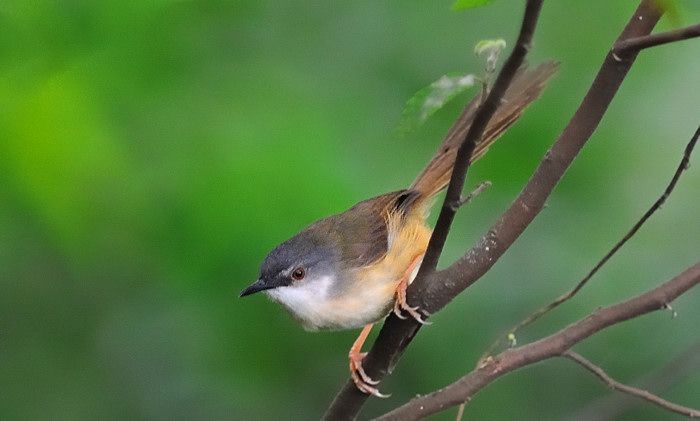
xmin=1 ymin=0 xmax=699 ymax=419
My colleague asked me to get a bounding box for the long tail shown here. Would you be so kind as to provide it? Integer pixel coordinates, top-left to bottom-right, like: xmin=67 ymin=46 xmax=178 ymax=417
xmin=410 ymin=61 xmax=559 ymax=199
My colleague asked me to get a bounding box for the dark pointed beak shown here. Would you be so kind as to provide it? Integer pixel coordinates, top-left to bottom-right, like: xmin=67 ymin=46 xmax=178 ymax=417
xmin=239 ymin=279 xmax=273 ymax=297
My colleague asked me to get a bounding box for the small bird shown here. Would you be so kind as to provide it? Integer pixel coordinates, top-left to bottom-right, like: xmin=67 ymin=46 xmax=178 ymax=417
xmin=240 ymin=62 xmax=557 ymax=396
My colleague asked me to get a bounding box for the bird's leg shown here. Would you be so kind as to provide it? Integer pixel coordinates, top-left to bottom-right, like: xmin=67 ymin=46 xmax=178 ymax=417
xmin=348 ymin=324 xmax=388 ymax=397
xmin=393 ymin=253 xmax=431 ymax=324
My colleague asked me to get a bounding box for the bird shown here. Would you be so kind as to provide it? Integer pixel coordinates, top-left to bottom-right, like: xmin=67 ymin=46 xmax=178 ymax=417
xmin=240 ymin=61 xmax=558 ymax=396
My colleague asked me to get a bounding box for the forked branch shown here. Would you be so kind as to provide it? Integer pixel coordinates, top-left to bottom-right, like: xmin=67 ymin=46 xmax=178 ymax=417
xmin=376 ymin=264 xmax=700 ymax=420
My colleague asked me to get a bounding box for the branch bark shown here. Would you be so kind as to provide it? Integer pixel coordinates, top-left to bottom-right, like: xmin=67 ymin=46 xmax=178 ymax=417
xmin=376 ymin=263 xmax=700 ymax=420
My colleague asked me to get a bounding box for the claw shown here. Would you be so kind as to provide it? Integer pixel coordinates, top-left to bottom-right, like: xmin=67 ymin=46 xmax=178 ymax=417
xmin=398 ymin=300 xmax=431 ymax=325
xmin=349 ymin=352 xmax=389 ymax=397
xmin=348 ymin=324 xmax=389 ymax=397
xmin=392 ymin=298 xmax=408 ymax=319
xmin=394 ymin=275 xmax=432 ymax=325
xmin=352 ymin=373 xmax=390 ymax=397
xmin=349 ymin=352 xmax=379 ymax=385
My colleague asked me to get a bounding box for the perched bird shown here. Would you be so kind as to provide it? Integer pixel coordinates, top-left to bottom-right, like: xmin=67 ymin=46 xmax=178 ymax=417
xmin=240 ymin=62 xmax=558 ymax=396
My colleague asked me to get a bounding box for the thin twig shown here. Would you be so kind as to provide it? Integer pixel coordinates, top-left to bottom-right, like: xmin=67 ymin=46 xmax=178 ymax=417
xmin=562 ymin=351 xmax=700 ymax=418
xmin=456 ymin=403 xmax=465 ymax=421
xmin=571 ymin=340 xmax=700 ymax=419
xmin=375 ymin=263 xmax=700 ymax=420
xmin=452 ymin=181 xmax=492 ymax=210
xmin=614 ymin=23 xmax=700 ymax=57
xmin=480 ymin=124 xmax=700 ymax=362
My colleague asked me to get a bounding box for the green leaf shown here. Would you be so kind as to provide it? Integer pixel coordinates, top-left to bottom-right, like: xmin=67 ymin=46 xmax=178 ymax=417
xmin=395 ymin=73 xmax=476 ymax=138
xmin=475 ymin=39 xmax=507 ymax=74
xmin=451 ymin=0 xmax=496 ymax=12
xmin=474 ymin=39 xmax=507 ymax=57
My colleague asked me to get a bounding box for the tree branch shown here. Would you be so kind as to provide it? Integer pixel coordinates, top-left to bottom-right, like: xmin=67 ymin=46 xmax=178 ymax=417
xmin=376 ymin=263 xmax=700 ymax=420
xmin=613 ymin=22 xmax=700 ymax=57
xmin=324 ymin=1 xmax=664 ymax=419
xmin=562 ymin=351 xmax=700 ymax=418
xmin=481 ymin=123 xmax=700 ymax=360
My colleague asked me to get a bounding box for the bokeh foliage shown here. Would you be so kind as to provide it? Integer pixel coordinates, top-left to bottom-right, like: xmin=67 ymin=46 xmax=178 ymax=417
xmin=1 ymin=1 xmax=699 ymax=419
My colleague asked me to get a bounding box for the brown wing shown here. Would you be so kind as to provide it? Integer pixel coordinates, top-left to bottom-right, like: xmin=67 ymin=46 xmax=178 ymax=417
xmin=324 ymin=190 xmax=421 ymax=268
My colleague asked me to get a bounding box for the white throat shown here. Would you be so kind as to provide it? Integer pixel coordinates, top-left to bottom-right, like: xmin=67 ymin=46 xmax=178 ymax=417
xmin=263 ymin=272 xmax=391 ymax=331
xmin=265 ymin=274 xmax=336 ymax=330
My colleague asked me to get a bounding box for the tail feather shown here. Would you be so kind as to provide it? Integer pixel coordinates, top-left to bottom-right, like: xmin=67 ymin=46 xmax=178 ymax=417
xmin=410 ymin=61 xmax=559 ymax=199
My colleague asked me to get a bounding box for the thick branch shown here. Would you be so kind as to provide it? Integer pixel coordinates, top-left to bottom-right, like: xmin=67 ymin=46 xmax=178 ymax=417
xmin=376 ymin=263 xmax=700 ymax=420
xmin=562 ymin=351 xmax=700 ymax=418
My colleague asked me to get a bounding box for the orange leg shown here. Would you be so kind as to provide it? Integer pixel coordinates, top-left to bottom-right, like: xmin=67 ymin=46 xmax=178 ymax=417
xmin=348 ymin=324 xmax=389 ymax=397
xmin=393 ymin=253 xmax=431 ymax=324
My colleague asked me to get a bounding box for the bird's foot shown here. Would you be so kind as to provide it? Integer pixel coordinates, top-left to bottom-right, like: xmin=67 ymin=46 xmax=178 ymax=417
xmin=349 ymin=351 xmax=389 ymax=398
xmin=393 ymin=278 xmax=431 ymax=325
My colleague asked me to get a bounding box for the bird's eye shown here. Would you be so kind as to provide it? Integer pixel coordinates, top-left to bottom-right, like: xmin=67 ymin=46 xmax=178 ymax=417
xmin=291 ymin=267 xmax=306 ymax=281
